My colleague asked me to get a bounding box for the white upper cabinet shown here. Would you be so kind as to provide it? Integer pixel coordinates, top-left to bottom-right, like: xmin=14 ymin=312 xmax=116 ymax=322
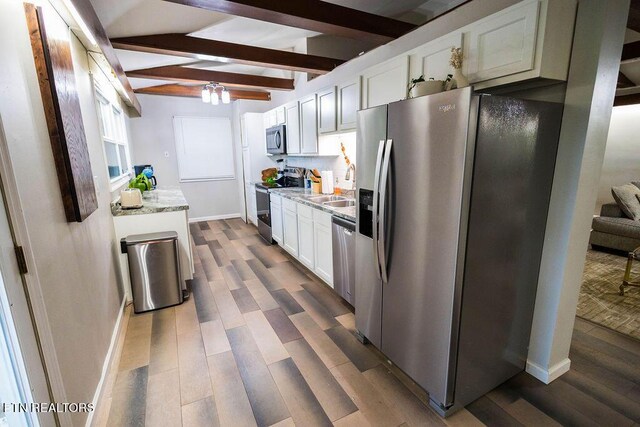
xmin=299 ymin=94 xmax=318 ymax=154
xmin=361 ymin=56 xmax=409 ymax=109
xmin=275 ymin=107 xmax=286 ymax=125
xmin=337 ymin=79 xmax=360 ymax=131
xmin=284 ymin=101 xmax=301 ymax=155
xmin=408 ymin=33 xmax=463 ymax=83
xmin=464 ymin=0 xmax=539 ymax=83
xmin=317 ymin=86 xmax=337 ymax=134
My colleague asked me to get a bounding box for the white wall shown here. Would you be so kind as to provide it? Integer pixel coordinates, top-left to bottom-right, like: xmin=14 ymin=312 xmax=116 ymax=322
xmin=0 ymin=2 xmax=126 ymax=424
xmin=595 ymin=104 xmax=640 ymax=213
xmin=129 ymin=95 xmax=241 ymax=220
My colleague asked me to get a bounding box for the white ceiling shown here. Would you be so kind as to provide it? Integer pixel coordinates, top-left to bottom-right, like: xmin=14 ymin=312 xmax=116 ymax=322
xmin=89 ymin=0 xmax=466 ymax=89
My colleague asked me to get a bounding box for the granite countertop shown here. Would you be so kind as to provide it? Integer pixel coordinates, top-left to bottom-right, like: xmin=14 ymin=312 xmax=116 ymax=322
xmin=270 ymin=188 xmax=356 ymax=222
xmin=111 ymin=187 xmax=189 ymax=217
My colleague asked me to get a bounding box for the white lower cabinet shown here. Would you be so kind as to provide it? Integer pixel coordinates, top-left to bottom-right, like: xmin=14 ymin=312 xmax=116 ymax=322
xmin=297 ymin=203 xmax=315 ymax=269
xmin=271 ymin=194 xmax=283 ymax=244
xmin=282 ymin=199 xmax=298 ymax=256
xmin=247 ymin=184 xmax=257 ymax=225
xmin=313 ymin=209 xmax=333 ymax=287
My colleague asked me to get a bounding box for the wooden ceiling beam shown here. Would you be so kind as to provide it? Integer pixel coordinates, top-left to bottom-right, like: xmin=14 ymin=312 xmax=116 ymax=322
xmin=126 ymin=65 xmax=294 ymax=90
xmin=614 ymin=92 xmax=640 ymax=107
xmin=621 ymin=40 xmax=640 ymax=61
xmin=163 ymin=0 xmax=417 ymax=44
xmin=111 ymin=34 xmax=344 ymax=74
xmin=134 ymin=84 xmax=271 ymax=101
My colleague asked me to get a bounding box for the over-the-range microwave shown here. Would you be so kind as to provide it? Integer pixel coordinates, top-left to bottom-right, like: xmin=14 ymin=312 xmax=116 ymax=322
xmin=266 ymin=124 xmax=286 ymax=155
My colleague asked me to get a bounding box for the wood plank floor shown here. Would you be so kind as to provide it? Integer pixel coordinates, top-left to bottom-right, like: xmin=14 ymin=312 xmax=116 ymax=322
xmin=102 ymin=219 xmax=640 ymax=427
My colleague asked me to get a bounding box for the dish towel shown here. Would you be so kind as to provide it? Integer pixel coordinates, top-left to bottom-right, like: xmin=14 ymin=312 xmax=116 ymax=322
xmin=321 ymin=171 xmax=334 ymax=194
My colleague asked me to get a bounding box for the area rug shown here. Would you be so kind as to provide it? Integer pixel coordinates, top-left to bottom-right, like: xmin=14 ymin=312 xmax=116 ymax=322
xmin=577 ymin=249 xmax=640 ymax=340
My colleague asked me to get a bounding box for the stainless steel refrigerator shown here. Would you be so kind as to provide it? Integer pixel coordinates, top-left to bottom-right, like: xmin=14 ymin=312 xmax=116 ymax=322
xmin=355 ymin=87 xmax=563 ymax=416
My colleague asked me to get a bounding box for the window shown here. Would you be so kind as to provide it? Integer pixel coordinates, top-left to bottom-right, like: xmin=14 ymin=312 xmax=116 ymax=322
xmin=173 ymin=116 xmax=235 ymax=182
xmin=95 ymin=87 xmax=131 ymax=186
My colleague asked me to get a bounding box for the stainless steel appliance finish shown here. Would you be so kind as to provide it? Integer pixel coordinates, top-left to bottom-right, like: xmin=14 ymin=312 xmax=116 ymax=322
xmin=355 ymin=104 xmax=387 ymax=348
xmin=123 ymin=231 xmax=183 ymax=314
xmin=255 ymin=184 xmax=272 ymax=243
xmin=332 ymin=216 xmax=356 ymax=305
xmin=354 ymin=88 xmax=563 ymax=415
xmin=266 ymin=124 xmax=286 ymax=155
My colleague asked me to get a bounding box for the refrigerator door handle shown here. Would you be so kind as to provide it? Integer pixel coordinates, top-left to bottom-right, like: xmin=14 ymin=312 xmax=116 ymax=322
xmin=378 ymin=138 xmax=392 ymax=284
xmin=372 ymin=139 xmax=386 ymax=280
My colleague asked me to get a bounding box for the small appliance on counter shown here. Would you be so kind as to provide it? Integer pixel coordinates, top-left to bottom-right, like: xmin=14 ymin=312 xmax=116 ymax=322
xmin=120 ymin=188 xmax=143 ymax=209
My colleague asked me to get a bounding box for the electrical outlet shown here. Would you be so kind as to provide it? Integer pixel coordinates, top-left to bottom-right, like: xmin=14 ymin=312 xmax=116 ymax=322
xmin=335 ymin=176 xmax=339 ymax=185
xmin=164 ymin=151 xmax=170 ymax=158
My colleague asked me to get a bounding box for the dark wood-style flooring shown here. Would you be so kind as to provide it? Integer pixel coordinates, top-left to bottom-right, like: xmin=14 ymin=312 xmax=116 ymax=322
xmin=101 ymin=218 xmax=640 ymax=426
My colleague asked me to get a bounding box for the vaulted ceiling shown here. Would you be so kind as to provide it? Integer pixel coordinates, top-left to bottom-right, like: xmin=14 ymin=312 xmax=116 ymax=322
xmin=88 ymin=0 xmax=467 ymax=100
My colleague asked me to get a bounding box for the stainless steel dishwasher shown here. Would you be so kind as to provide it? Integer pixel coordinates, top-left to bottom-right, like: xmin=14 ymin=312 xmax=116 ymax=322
xmin=332 ymin=216 xmax=356 ymax=305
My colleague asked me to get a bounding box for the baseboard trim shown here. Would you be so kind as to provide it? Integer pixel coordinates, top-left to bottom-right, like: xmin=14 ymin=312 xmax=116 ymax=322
xmin=85 ymin=298 xmax=127 ymax=427
xmin=526 ymin=358 xmax=571 ymax=384
xmin=189 ymin=213 xmax=240 ymax=223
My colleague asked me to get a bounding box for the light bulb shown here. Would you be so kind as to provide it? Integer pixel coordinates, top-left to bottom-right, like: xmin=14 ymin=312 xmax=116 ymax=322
xmin=211 ymin=91 xmax=219 ymax=105
xmin=201 ymin=88 xmax=210 ymax=103
xmin=221 ymin=89 xmax=231 ymax=104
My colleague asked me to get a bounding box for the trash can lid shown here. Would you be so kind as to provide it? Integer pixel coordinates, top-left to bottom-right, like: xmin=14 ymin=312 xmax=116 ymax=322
xmin=124 ymin=231 xmax=178 ymax=245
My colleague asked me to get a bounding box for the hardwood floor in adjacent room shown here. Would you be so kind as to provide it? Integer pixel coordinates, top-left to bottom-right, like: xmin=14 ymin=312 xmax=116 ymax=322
xmin=99 ymin=219 xmax=640 ymax=426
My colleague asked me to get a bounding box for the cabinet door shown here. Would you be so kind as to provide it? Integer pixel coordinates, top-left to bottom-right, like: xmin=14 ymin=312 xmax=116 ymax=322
xmin=271 ymin=199 xmax=283 ymax=244
xmin=338 ymin=79 xmax=360 ymax=131
xmin=297 ymin=214 xmax=315 ymax=269
xmin=283 ymin=207 xmax=299 ymax=256
xmin=276 ymin=107 xmax=286 ymax=125
xmin=313 ymin=221 xmax=333 ymax=287
xmin=247 ymin=184 xmax=257 ymax=225
xmin=408 ymin=33 xmax=463 ymax=84
xmin=285 ymin=101 xmax=301 ymax=154
xmin=317 ymin=86 xmax=337 ymax=134
xmin=464 ymin=0 xmax=539 ymax=83
xmin=361 ymin=56 xmax=408 ymax=109
xmin=299 ymin=94 xmax=318 ymax=154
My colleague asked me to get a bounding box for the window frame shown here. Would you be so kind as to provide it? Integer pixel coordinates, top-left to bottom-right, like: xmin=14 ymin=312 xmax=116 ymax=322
xmin=93 ymin=82 xmax=132 ymax=191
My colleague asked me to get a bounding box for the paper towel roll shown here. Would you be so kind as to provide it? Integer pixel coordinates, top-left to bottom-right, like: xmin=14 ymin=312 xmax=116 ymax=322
xmin=321 ymin=170 xmax=334 ymax=194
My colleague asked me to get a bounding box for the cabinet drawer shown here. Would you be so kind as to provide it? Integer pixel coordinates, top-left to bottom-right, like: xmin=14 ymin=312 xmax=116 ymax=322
xmin=313 ymin=209 xmax=332 ymax=228
xmin=271 ymin=194 xmax=282 ymax=206
xmin=283 ymin=198 xmax=297 ymax=212
xmin=297 ymin=202 xmax=313 ymax=219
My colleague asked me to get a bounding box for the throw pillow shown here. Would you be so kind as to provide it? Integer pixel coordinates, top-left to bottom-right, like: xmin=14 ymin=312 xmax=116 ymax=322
xmin=612 ymin=184 xmax=640 ymax=220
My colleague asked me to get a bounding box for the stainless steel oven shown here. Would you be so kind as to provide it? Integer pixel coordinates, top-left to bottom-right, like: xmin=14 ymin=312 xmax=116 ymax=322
xmin=255 ymin=184 xmax=272 ymax=243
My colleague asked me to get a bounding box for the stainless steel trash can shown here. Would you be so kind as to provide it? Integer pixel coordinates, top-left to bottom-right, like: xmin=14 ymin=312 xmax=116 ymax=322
xmin=121 ymin=231 xmax=183 ymax=313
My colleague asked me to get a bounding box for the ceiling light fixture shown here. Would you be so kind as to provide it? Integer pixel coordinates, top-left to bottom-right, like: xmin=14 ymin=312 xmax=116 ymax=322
xmin=201 ymin=82 xmax=230 ymax=106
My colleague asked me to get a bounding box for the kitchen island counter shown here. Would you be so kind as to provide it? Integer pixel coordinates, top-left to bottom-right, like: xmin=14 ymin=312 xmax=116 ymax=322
xmin=111 ymin=187 xmax=189 ymax=217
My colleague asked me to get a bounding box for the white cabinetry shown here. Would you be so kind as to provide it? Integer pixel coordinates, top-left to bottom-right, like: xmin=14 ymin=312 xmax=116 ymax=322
xmin=284 ymin=101 xmax=301 ymax=154
xmin=271 ymin=194 xmax=283 ymax=244
xmin=264 ymin=109 xmax=277 ymax=129
xmin=299 ymin=94 xmax=318 ymax=154
xmin=282 ymin=198 xmax=298 ymax=256
xmin=361 ymin=56 xmax=409 ymax=109
xmin=275 ymin=107 xmax=286 ymax=125
xmin=408 ymin=33 xmax=463 ymax=83
xmin=337 ymin=79 xmax=359 ymax=131
xmin=247 ymin=183 xmax=257 ymax=225
xmin=297 ymin=203 xmax=315 ymax=269
xmin=317 ymin=86 xmax=337 ymax=134
xmin=313 ymin=209 xmax=333 ymax=286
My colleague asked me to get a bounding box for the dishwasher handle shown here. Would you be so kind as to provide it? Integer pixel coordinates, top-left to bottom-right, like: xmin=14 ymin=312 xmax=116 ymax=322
xmin=331 ymin=216 xmax=355 ymax=231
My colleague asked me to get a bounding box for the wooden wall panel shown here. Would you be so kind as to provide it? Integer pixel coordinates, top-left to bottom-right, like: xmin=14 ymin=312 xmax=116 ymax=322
xmin=24 ymin=3 xmax=98 ymax=222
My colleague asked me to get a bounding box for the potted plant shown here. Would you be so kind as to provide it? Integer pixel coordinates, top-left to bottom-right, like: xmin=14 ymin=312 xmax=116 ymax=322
xmin=408 ymin=75 xmax=444 ymax=98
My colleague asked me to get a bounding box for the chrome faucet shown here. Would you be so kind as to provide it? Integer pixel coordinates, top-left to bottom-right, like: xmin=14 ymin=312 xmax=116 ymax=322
xmin=345 ymin=164 xmax=356 ymax=189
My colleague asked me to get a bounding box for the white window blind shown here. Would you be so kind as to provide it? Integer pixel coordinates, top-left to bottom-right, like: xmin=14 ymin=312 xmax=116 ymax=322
xmin=173 ymin=116 xmax=235 ymax=182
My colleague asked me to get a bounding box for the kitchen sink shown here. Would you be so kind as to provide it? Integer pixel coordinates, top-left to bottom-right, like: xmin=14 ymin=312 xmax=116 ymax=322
xmin=323 ymin=200 xmax=355 ymax=208
xmin=308 ymin=195 xmax=346 ymax=203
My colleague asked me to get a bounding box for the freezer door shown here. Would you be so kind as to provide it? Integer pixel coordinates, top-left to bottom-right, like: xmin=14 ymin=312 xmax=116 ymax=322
xmin=381 ymin=88 xmax=474 ymax=409
xmin=355 ymin=105 xmax=387 ymax=347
